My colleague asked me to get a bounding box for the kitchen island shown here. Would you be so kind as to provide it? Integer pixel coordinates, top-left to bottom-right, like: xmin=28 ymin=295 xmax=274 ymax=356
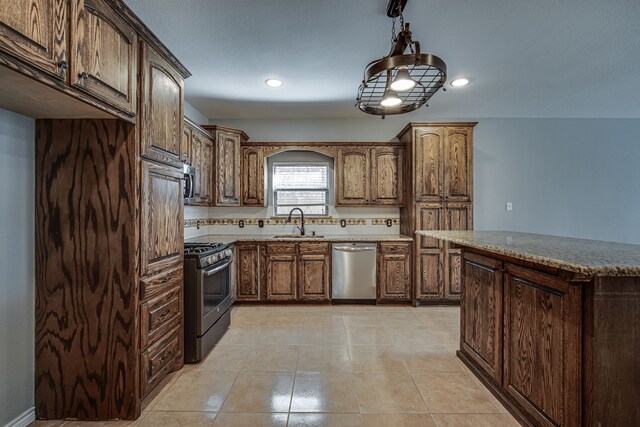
xmin=416 ymin=230 xmax=640 ymax=427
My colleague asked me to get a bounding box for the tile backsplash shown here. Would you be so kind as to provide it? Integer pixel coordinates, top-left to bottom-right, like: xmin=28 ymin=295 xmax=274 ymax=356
xmin=184 ymin=206 xmax=401 ymax=239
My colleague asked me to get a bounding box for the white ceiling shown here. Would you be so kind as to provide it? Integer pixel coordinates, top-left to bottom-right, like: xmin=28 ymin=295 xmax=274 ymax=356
xmin=125 ymin=0 xmax=640 ymax=120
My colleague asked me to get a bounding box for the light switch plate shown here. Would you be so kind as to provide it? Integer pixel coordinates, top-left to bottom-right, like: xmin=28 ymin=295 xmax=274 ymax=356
xmin=506 ymin=202 xmax=513 ymax=211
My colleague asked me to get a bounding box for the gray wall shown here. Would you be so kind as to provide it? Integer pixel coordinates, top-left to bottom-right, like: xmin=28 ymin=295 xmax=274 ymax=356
xmin=0 ymin=108 xmax=35 ymax=424
xmin=214 ymin=117 xmax=640 ymax=244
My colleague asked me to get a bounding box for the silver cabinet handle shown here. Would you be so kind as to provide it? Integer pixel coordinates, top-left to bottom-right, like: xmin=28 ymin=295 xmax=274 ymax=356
xmin=333 ymin=247 xmax=376 ymax=252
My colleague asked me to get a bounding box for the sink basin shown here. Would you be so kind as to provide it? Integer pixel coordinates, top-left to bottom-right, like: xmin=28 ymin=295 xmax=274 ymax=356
xmin=273 ymin=235 xmax=325 ymax=239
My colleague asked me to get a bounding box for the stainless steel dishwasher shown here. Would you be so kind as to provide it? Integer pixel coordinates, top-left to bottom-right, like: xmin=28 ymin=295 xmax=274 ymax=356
xmin=332 ymin=243 xmax=377 ymax=300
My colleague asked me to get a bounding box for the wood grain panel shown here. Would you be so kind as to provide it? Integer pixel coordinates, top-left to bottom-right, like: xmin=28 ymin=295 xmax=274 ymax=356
xmin=444 ymin=128 xmax=472 ymax=201
xmin=236 ymin=243 xmax=260 ymax=301
xmin=35 ymin=119 xmax=139 ymax=420
xmin=298 ymin=254 xmax=330 ymax=301
xmin=414 ymin=128 xmax=443 ymax=201
xmin=0 ymin=0 xmax=67 ymax=78
xmin=416 ymin=250 xmax=443 ymax=299
xmin=140 ymin=161 xmax=184 ymax=278
xmin=378 ymin=243 xmax=411 ymax=302
xmin=216 ymin=131 xmax=241 ymax=206
xmin=504 ymin=264 xmax=581 ymax=427
xmin=460 ymin=252 xmax=503 ymax=382
xmin=70 ymin=0 xmax=137 ymax=115
xmin=298 ymin=242 xmax=330 ymax=254
xmin=266 ymin=243 xmax=296 ymax=255
xmin=266 ymin=254 xmax=297 ymax=300
xmin=140 ymin=324 xmax=182 ymax=398
xmin=140 ymin=282 xmax=181 ymax=348
xmin=190 ymin=128 xmax=214 ymax=206
xmin=336 ymin=147 xmax=370 ymax=205
xmin=181 ymin=123 xmax=191 ymax=164
xmin=140 ymin=42 xmax=184 ymax=168
xmin=371 ymin=147 xmax=404 ymax=206
xmin=416 ymin=204 xmax=443 ymax=249
xmin=241 ymin=146 xmax=265 ymax=206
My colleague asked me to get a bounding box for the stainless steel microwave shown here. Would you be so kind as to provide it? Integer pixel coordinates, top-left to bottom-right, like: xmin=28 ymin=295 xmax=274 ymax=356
xmin=183 ymin=164 xmax=195 ymax=205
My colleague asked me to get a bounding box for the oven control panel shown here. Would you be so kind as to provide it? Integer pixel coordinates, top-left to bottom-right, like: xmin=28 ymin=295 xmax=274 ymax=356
xmin=201 ymin=248 xmax=233 ymax=268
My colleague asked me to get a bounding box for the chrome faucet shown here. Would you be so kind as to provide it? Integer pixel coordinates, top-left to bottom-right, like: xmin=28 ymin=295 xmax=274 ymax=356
xmin=286 ymin=207 xmax=305 ymax=236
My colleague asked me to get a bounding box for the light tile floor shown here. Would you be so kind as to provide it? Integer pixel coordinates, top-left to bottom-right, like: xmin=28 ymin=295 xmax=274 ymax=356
xmin=30 ymin=305 xmax=521 ymax=427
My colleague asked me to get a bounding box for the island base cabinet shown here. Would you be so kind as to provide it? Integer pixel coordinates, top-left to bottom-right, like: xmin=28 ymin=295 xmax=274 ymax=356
xmin=460 ymin=252 xmax=503 ymax=383
xmin=503 ymin=264 xmax=581 ymax=427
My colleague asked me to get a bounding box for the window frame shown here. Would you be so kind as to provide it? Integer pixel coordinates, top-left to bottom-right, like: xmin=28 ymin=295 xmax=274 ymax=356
xmin=272 ymin=161 xmax=330 ymax=217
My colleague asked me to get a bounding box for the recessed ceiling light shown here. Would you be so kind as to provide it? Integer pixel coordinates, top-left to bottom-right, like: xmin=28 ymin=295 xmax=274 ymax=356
xmin=450 ymin=78 xmax=470 ymax=87
xmin=265 ymin=79 xmax=283 ymax=88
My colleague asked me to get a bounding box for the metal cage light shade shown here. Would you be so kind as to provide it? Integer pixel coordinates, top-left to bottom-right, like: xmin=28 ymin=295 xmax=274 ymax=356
xmin=356 ymin=11 xmax=447 ymax=116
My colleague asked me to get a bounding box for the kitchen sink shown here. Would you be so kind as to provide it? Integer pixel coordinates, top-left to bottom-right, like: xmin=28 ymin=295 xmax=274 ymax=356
xmin=273 ymin=235 xmax=325 ymax=239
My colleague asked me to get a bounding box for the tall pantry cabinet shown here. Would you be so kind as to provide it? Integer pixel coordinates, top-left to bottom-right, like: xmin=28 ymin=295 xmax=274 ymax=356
xmin=22 ymin=0 xmax=191 ymax=420
xmin=399 ymin=123 xmax=476 ymax=303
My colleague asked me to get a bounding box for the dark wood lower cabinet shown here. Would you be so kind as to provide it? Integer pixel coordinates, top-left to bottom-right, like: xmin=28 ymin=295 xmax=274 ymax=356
xmin=503 ymin=264 xmax=581 ymax=427
xmin=378 ymin=242 xmax=411 ymax=302
xmin=298 ymin=254 xmax=331 ymax=301
xmin=266 ymin=254 xmax=297 ymax=300
xmin=460 ymin=252 xmax=503 ymax=383
xmin=458 ymin=249 xmax=640 ymax=427
xmin=235 ymin=243 xmax=261 ymax=301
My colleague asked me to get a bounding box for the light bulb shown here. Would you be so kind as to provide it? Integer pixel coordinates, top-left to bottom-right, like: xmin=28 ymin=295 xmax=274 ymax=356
xmin=390 ymin=66 xmax=416 ymax=91
xmin=380 ymin=89 xmax=402 ymax=107
xmin=265 ymin=79 xmax=283 ymax=87
xmin=450 ymin=78 xmax=469 ymax=87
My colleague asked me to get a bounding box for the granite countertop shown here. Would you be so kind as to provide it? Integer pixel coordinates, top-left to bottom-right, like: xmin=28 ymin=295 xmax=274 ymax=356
xmin=416 ymin=230 xmax=640 ymax=276
xmin=186 ymin=234 xmax=414 ymax=245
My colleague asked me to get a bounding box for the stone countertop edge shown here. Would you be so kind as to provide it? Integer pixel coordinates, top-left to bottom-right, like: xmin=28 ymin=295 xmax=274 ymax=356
xmin=186 ymin=234 xmax=415 ymax=245
xmin=416 ymin=230 xmax=640 ymax=277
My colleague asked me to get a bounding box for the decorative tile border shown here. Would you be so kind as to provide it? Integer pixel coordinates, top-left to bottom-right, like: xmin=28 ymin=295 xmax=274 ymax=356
xmin=184 ymin=217 xmax=399 ymax=228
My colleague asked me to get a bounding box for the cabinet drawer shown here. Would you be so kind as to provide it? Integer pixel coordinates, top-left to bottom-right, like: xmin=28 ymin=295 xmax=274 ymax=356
xmin=379 ymin=242 xmax=411 ymax=254
xmin=140 ymin=285 xmax=182 ymax=349
xmin=299 ymin=242 xmax=330 ymax=254
xmin=141 ymin=325 xmax=181 ymax=397
xmin=267 ymin=243 xmax=297 ymax=254
xmin=140 ymin=265 xmax=182 ymax=300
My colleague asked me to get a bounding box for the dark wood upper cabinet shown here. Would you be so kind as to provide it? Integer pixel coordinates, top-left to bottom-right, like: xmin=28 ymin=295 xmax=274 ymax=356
xmin=140 ymin=43 xmax=184 ymax=168
xmin=503 ymin=264 xmax=581 ymax=427
xmin=241 ymin=146 xmax=265 ymax=207
xmin=189 ymin=126 xmax=214 ymax=206
xmin=444 ymin=127 xmax=472 ymax=201
xmin=0 ymin=0 xmax=68 ymax=79
xmin=70 ymin=0 xmax=137 ymax=116
xmin=460 ymin=252 xmax=503 ymax=383
xmin=371 ymin=147 xmax=405 ymax=206
xmin=203 ymin=125 xmax=247 ymax=206
xmin=181 ymin=123 xmax=191 ymax=165
xmin=140 ymin=161 xmax=184 ymax=278
xmin=377 ymin=242 xmax=411 ymax=302
xmin=336 ymin=147 xmax=370 ymax=206
xmin=414 ymin=127 xmax=444 ymax=202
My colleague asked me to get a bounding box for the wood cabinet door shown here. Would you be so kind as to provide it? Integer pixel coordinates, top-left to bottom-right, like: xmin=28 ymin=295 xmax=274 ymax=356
xmin=140 ymin=161 xmax=184 ymax=278
xmin=140 ymin=43 xmax=184 ymax=168
xmin=415 ymin=249 xmax=443 ymax=300
xmin=461 ymin=252 xmax=503 ymax=383
xmin=192 ymin=131 xmax=214 ymax=206
xmin=444 ymin=202 xmax=472 ymax=300
xmin=70 ymin=0 xmax=137 ymax=115
xmin=444 ymin=127 xmax=472 ymax=201
xmin=416 ymin=204 xmax=443 ymax=250
xmin=242 ymin=146 xmax=265 ymax=206
xmin=378 ymin=243 xmax=411 ymax=302
xmin=216 ymin=131 xmax=241 ymax=206
xmin=236 ymin=243 xmax=260 ymax=301
xmin=414 ymin=127 xmax=444 ymax=202
xmin=0 ymin=0 xmax=68 ymax=79
xmin=181 ymin=124 xmax=191 ymax=165
xmin=266 ymin=254 xmax=297 ymax=301
xmin=298 ymin=254 xmax=330 ymax=301
xmin=336 ymin=147 xmax=370 ymax=206
xmin=371 ymin=147 xmax=404 ymax=206
xmin=504 ymin=264 xmax=581 ymax=427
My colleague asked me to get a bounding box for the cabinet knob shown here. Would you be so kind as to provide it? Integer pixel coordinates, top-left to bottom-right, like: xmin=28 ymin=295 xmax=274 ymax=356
xmin=79 ymin=72 xmax=88 ymax=80
xmin=58 ymin=60 xmax=68 ymax=70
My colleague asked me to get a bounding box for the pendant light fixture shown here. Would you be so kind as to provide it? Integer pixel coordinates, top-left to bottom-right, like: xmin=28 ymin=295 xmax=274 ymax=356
xmin=356 ymin=0 xmax=447 ymax=117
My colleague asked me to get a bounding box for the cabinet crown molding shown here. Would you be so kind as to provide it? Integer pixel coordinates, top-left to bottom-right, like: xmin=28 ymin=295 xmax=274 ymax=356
xmin=397 ymin=121 xmax=478 ymax=139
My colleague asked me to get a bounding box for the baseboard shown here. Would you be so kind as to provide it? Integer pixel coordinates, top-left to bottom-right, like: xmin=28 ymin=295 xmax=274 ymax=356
xmin=4 ymin=407 xmax=35 ymax=427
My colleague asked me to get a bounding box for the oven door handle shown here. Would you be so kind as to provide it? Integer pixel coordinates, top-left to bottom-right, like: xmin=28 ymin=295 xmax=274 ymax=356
xmin=203 ymin=258 xmax=232 ymax=277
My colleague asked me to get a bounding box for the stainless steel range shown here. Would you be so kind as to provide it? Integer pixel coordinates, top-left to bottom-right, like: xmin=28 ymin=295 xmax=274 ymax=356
xmin=183 ymin=242 xmax=233 ymax=363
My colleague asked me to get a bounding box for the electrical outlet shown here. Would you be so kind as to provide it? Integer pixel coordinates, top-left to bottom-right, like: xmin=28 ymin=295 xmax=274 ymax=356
xmin=340 ymin=219 xmax=347 ymax=228
xmin=258 ymin=220 xmax=264 ymax=228
xmin=506 ymin=202 xmax=513 ymax=211
xmin=238 ymin=219 xmax=244 ymax=228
